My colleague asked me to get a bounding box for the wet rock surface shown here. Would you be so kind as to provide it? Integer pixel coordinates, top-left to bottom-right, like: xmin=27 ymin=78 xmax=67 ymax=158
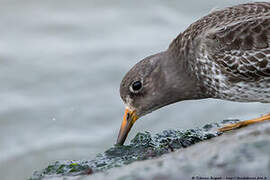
xmin=30 ymin=120 xmax=270 ymax=180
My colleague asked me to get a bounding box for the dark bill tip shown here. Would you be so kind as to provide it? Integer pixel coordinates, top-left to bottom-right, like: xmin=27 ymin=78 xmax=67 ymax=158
xmin=116 ymin=108 xmax=138 ymax=145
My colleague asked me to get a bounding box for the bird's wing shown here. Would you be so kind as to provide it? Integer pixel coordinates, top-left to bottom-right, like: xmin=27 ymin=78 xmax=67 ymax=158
xmin=204 ymin=16 xmax=270 ymax=81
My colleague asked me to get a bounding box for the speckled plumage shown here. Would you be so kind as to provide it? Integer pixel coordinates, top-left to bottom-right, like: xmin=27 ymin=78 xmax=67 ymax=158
xmin=169 ymin=2 xmax=270 ymax=103
xmin=120 ymin=2 xmax=270 ymax=119
xmin=118 ymin=2 xmax=270 ymax=145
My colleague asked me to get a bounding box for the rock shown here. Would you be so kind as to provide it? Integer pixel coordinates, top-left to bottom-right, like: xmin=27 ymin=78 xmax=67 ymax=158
xmin=30 ymin=120 xmax=270 ymax=180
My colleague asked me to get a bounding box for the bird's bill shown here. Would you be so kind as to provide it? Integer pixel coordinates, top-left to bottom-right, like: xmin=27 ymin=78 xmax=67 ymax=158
xmin=116 ymin=108 xmax=138 ymax=145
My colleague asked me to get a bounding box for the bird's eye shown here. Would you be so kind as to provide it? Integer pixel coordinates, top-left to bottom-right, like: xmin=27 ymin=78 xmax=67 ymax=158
xmin=130 ymin=81 xmax=142 ymax=93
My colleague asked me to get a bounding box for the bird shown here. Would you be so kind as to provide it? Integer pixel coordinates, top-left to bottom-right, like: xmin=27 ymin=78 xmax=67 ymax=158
xmin=116 ymin=2 xmax=270 ymax=145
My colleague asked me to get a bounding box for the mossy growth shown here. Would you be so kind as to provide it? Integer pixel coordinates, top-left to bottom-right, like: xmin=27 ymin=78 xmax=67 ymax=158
xmin=30 ymin=119 xmax=238 ymax=180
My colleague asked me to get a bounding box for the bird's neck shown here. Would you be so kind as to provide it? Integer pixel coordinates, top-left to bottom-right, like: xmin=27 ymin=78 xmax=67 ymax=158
xmin=160 ymin=50 xmax=208 ymax=103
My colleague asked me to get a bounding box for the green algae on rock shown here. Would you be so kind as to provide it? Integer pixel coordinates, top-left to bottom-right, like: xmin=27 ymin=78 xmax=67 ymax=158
xmin=30 ymin=119 xmax=239 ymax=180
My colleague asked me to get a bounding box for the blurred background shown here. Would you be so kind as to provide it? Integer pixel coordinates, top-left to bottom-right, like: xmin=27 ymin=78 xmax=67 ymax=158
xmin=0 ymin=0 xmax=269 ymax=179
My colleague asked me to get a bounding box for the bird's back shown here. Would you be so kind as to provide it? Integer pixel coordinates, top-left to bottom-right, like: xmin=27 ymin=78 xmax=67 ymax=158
xmin=169 ymin=2 xmax=270 ymax=103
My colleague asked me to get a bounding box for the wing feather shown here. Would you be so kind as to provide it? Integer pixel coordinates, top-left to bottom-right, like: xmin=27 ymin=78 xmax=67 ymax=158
xmin=204 ymin=16 xmax=270 ymax=81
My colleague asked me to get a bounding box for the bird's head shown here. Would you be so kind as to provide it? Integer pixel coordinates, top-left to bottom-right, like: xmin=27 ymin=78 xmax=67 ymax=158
xmin=116 ymin=51 xmax=202 ymax=145
xmin=117 ymin=52 xmax=168 ymax=145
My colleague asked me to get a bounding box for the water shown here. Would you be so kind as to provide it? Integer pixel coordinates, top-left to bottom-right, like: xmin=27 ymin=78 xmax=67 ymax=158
xmin=0 ymin=0 xmax=269 ymax=179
